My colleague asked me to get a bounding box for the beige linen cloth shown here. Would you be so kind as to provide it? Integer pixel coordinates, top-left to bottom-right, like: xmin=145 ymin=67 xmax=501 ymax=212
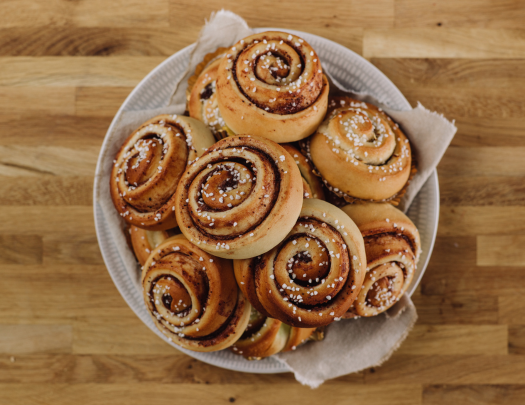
xmin=95 ymin=10 xmax=456 ymax=388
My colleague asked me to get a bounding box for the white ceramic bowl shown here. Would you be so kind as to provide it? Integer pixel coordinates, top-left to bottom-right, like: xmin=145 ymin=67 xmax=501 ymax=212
xmin=94 ymin=28 xmax=439 ymax=374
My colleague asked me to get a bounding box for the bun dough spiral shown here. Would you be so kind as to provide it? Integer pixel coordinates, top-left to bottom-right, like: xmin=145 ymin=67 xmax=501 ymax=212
xmin=310 ymin=97 xmax=412 ymax=201
xmin=188 ymin=50 xmax=229 ymax=140
xmin=234 ymin=199 xmax=366 ymax=327
xmin=232 ymin=307 xmax=315 ymax=359
xmin=129 ymin=225 xmax=171 ymax=266
xmin=342 ymin=203 xmax=421 ymax=317
xmin=175 ymin=135 xmax=303 ymax=259
xmin=282 ymin=144 xmax=325 ymax=200
xmin=216 ymin=31 xmax=329 ymax=143
xmin=141 ymin=235 xmax=251 ymax=352
xmin=110 ymin=115 xmax=215 ymax=230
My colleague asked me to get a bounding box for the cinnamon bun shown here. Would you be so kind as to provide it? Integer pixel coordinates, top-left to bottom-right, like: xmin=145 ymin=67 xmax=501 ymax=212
xmin=309 ymin=97 xmax=413 ymax=202
xmin=282 ymin=144 xmax=325 ymax=200
xmin=216 ymin=31 xmax=329 ymax=143
xmin=231 ymin=307 xmax=315 ymax=359
xmin=234 ymin=198 xmax=366 ymax=327
xmin=130 ymin=225 xmax=170 ymax=266
xmin=110 ymin=115 xmax=215 ymax=230
xmin=187 ymin=48 xmax=230 ymax=141
xmin=341 ymin=203 xmax=421 ymax=317
xmin=174 ymin=135 xmax=303 ymax=259
xmin=141 ymin=235 xmax=251 ymax=352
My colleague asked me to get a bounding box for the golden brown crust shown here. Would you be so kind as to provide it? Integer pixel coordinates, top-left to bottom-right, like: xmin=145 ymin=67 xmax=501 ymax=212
xmin=237 ymin=198 xmax=366 ymax=328
xmin=174 ymin=135 xmax=303 ymax=259
xmin=282 ymin=326 xmax=316 ymax=352
xmin=188 ymin=49 xmax=230 ymax=141
xmin=216 ymin=31 xmax=329 ymax=143
xmin=231 ymin=307 xmax=315 ymax=358
xmin=310 ymin=96 xmax=412 ymax=201
xmin=141 ymin=235 xmax=251 ymax=352
xmin=110 ymin=115 xmax=215 ymax=230
xmin=282 ymin=144 xmax=325 ymax=200
xmin=232 ymin=315 xmax=288 ymax=358
xmin=129 ymin=225 xmax=170 ymax=266
xmin=341 ymin=203 xmax=421 ymax=317
xmin=186 ymin=46 xmax=229 ymax=102
xmin=234 ymin=257 xmax=272 ymax=318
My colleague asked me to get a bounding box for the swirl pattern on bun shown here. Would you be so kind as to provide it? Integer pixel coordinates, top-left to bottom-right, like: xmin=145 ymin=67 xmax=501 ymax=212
xmin=187 ymin=48 xmax=229 ymax=140
xmin=216 ymin=31 xmax=329 ymax=143
xmin=235 ymin=199 xmax=366 ymax=327
xmin=141 ymin=235 xmax=251 ymax=352
xmin=110 ymin=115 xmax=215 ymax=230
xmin=231 ymin=307 xmax=315 ymax=359
xmin=175 ymin=135 xmax=303 ymax=259
xmin=282 ymin=144 xmax=325 ymax=200
xmin=129 ymin=225 xmax=172 ymax=266
xmin=309 ymin=97 xmax=412 ymax=202
xmin=342 ymin=203 xmax=421 ymax=317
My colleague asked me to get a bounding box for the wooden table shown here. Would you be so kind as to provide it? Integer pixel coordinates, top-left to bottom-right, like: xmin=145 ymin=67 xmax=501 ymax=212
xmin=1 ymin=1 xmax=525 ymax=404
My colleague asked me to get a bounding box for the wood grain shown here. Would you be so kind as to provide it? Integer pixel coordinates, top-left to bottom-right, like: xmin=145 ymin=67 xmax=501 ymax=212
xmin=439 ymin=176 xmax=525 ymax=206
xmin=499 ymin=295 xmax=525 ymax=325
xmin=0 ymin=207 xmax=95 ymax=235
xmin=451 ymin=117 xmax=525 ymax=147
xmin=0 ymin=265 xmax=129 ymax=323
xmin=0 ymin=87 xmax=75 ymax=115
xmin=371 ymin=58 xmax=525 ymax=89
xmin=0 ymin=325 xmax=72 ymax=354
xmin=0 ymin=57 xmax=166 ymax=87
xmin=438 ymin=147 xmax=525 ymax=177
xmin=0 ymin=27 xmax=195 ymax=56
xmin=0 ymin=115 xmax=110 ymax=147
xmin=438 ymin=207 xmax=525 ymax=236
xmin=365 ymin=355 xmax=525 ymax=384
xmin=75 ymin=87 xmax=132 ymax=117
xmin=0 ymin=177 xmax=92 ymax=205
xmin=169 ymin=0 xmax=394 ymax=30
xmin=423 ymin=385 xmax=525 ymax=405
xmin=72 ymin=318 xmax=179 ymax=355
xmin=0 ymin=1 xmax=524 ymax=403
xmin=0 ymin=383 xmax=421 ymax=405
xmin=0 ymin=146 xmax=98 ymax=176
xmin=43 ymin=234 xmax=103 ymax=265
xmin=477 ymin=235 xmax=525 ymax=266
xmin=421 ymin=265 xmax=525 ymax=297
xmin=398 ymin=325 xmax=507 ymax=355
xmin=0 ymin=0 xmax=169 ymax=28
xmin=0 ymin=235 xmax=42 ymax=264
xmin=395 ymin=0 xmax=525 ymax=29
xmin=364 ymin=29 xmax=525 ymax=58
xmin=0 ymin=354 xmax=309 ymax=385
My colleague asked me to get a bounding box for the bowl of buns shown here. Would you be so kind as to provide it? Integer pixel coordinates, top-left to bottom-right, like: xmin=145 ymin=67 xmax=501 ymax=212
xmin=94 ymin=28 xmax=439 ymax=373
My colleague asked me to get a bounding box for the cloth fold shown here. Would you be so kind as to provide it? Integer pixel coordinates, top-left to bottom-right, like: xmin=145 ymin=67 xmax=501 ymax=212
xmin=95 ymin=10 xmax=456 ymax=388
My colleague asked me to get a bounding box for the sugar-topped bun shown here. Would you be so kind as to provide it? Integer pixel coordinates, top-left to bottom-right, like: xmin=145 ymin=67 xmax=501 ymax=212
xmin=309 ymin=97 xmax=412 ymax=202
xmin=216 ymin=31 xmax=329 ymax=143
xmin=342 ymin=203 xmax=421 ymax=317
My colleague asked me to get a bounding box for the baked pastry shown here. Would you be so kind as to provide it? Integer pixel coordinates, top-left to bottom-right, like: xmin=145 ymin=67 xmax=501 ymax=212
xmin=216 ymin=31 xmax=329 ymax=143
xmin=282 ymin=144 xmax=325 ymax=200
xmin=129 ymin=225 xmax=181 ymax=265
xmin=174 ymin=135 xmax=303 ymax=259
xmin=341 ymin=203 xmax=421 ymax=317
xmin=141 ymin=234 xmax=251 ymax=352
xmin=187 ymin=47 xmax=230 ymax=141
xmin=234 ymin=198 xmax=366 ymax=327
xmin=110 ymin=115 xmax=215 ymax=230
xmin=309 ymin=96 xmax=413 ymax=202
xmin=130 ymin=226 xmax=170 ymax=266
xmin=231 ymin=307 xmax=315 ymax=359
